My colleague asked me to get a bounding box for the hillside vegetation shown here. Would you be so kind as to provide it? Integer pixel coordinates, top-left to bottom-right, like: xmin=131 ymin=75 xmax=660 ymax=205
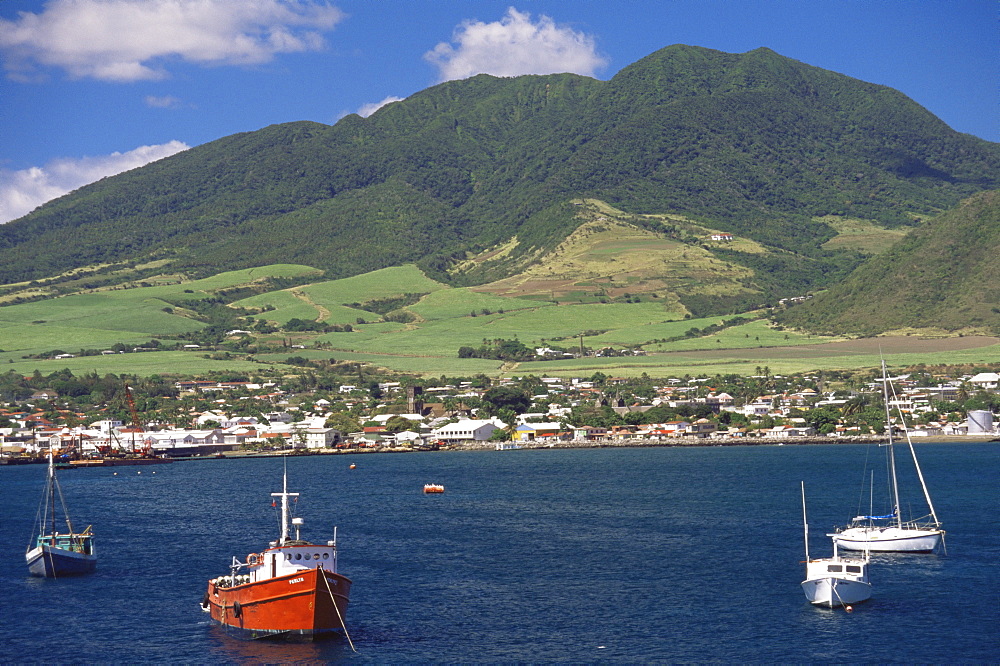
xmin=778 ymin=190 xmax=1000 ymax=335
xmin=2 ymin=257 xmax=999 ymax=380
xmin=1 ymin=45 xmax=997 ymax=325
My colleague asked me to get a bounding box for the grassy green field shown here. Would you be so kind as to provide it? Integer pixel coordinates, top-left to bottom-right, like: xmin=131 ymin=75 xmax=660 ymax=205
xmin=409 ymin=288 xmax=547 ymax=320
xmin=3 ymin=262 xmax=998 ymax=379
xmin=513 ymin=342 xmax=1000 ymax=378
xmin=255 ymin=349 xmax=505 ymax=375
xmin=1 ymin=351 xmax=275 ymax=377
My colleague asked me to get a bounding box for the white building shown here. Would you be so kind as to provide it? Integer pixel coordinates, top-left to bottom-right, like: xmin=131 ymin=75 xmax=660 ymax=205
xmin=302 ymin=428 xmax=341 ymax=449
xmin=969 ymin=372 xmax=1000 ymax=390
xmin=431 ymin=419 xmax=505 ymax=444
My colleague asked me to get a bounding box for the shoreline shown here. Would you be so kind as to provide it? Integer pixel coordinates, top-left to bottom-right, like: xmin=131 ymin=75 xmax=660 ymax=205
xmin=192 ymin=433 xmax=999 ymax=460
xmin=8 ymin=434 xmax=994 ymax=466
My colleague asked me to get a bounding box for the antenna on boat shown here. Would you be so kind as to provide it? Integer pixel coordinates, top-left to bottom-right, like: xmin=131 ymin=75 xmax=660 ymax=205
xmin=272 ymin=456 xmax=299 ymax=545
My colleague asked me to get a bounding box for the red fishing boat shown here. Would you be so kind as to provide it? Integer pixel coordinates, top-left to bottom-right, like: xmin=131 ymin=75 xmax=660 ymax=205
xmin=202 ymin=465 xmax=352 ymax=641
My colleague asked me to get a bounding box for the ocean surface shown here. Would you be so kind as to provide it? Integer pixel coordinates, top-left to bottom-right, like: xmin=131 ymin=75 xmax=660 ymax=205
xmin=1 ymin=442 xmax=997 ymax=663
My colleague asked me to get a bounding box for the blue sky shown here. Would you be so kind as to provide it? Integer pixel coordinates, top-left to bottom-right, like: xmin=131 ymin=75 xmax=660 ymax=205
xmin=0 ymin=0 xmax=996 ymax=223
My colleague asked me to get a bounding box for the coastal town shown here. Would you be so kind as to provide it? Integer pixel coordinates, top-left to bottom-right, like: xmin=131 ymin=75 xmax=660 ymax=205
xmin=2 ymin=367 xmax=998 ymax=461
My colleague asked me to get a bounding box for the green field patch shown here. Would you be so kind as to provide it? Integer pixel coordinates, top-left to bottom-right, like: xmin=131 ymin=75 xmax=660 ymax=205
xmin=409 ymin=289 xmax=549 ymax=320
xmin=491 ymin=302 xmax=680 ymax=340
xmin=818 ymin=216 xmax=908 ymax=255
xmin=1 ymin=351 xmax=274 ymax=377
xmin=0 ymin=293 xmax=203 ymax=336
xmin=107 ymin=264 xmax=321 ymax=302
xmin=581 ymin=314 xmax=747 ymax=347
xmin=326 ymin=302 xmax=681 ymax=358
xmin=301 ymin=265 xmax=447 ymax=304
xmin=320 ymin=321 xmax=411 ymax=347
xmin=255 ymin=349 xmax=504 ymax=375
xmin=643 ymin=320 xmax=840 ymax=352
xmin=513 ymin=340 xmax=1000 ymax=379
xmin=236 ymin=291 xmax=327 ymax=324
xmin=0 ymin=324 xmax=158 ymax=356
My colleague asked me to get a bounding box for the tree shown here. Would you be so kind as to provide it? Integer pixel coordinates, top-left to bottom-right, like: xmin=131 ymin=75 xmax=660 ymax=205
xmin=325 ymin=412 xmax=361 ymax=433
xmin=384 ymin=415 xmax=418 ymax=433
xmin=481 ymin=386 xmax=531 ymax=416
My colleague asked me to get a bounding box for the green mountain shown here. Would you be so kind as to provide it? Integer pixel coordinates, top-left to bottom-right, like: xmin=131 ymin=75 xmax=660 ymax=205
xmin=2 ymin=45 xmax=997 ymax=319
xmin=777 ymin=189 xmax=1000 ymax=335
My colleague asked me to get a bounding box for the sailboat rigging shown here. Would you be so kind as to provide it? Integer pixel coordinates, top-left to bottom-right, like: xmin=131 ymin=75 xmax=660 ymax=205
xmin=828 ymin=360 xmax=944 ymax=553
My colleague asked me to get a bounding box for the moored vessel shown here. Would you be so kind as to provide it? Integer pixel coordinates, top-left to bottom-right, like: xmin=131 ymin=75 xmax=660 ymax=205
xmin=828 ymin=360 xmax=944 ymax=553
xmin=801 ymin=482 xmax=871 ymax=608
xmin=202 ymin=462 xmax=352 ymax=640
xmin=26 ymin=451 xmax=97 ymax=577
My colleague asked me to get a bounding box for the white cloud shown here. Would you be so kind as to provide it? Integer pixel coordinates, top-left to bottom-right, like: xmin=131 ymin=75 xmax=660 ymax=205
xmin=356 ymin=96 xmax=405 ymax=118
xmin=145 ymin=94 xmax=184 ymax=109
xmin=425 ymin=7 xmax=607 ymax=82
xmin=0 ymin=0 xmax=345 ymax=82
xmin=0 ymin=141 xmax=190 ymax=224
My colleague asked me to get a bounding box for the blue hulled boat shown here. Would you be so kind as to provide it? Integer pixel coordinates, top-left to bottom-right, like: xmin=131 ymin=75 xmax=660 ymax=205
xmin=25 ymin=451 xmax=96 ymax=577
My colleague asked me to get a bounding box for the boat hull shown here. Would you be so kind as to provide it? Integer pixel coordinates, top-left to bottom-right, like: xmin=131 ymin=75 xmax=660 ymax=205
xmin=26 ymin=544 xmax=97 ymax=577
xmin=801 ymin=577 xmax=872 ymax=607
xmin=205 ymin=567 xmax=351 ymax=640
xmin=830 ymin=526 xmax=943 ymax=553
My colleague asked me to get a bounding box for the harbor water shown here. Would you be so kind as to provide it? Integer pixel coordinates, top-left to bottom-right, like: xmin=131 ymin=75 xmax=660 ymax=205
xmin=1 ymin=442 xmax=997 ymax=663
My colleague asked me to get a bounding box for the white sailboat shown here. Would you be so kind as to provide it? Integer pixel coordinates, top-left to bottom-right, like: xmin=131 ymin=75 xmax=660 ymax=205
xmin=828 ymin=360 xmax=944 ymax=553
xmin=801 ymin=482 xmax=872 ymax=608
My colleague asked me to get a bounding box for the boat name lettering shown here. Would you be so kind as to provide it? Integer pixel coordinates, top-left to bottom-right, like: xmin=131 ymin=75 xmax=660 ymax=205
xmin=289 ymin=577 xmax=304 ymax=584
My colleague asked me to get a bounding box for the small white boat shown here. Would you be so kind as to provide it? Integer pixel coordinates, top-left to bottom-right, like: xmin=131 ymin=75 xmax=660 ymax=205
xmin=495 ymin=442 xmax=522 ymax=451
xmin=828 ymin=360 xmax=944 ymax=553
xmin=801 ymin=482 xmax=871 ymax=608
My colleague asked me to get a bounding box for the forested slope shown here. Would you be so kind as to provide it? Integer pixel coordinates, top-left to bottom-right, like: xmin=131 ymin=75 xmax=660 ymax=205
xmin=777 ymin=190 xmax=1000 ymax=334
xmin=1 ymin=45 xmax=997 ymax=317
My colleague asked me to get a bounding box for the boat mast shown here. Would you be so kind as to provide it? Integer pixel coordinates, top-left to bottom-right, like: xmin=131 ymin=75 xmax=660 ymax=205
xmin=271 ymin=458 xmax=299 ymax=545
xmin=801 ymin=481 xmax=810 ymax=562
xmin=47 ymin=449 xmax=56 ymax=538
xmin=880 ymin=360 xmax=903 ymax=529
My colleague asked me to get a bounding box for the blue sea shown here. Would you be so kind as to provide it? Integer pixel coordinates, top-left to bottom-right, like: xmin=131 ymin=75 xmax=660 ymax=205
xmin=1 ymin=442 xmax=998 ymax=663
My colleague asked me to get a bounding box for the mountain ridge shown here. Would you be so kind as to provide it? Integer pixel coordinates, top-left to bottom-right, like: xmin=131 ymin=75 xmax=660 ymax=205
xmin=1 ymin=44 xmax=997 ymax=330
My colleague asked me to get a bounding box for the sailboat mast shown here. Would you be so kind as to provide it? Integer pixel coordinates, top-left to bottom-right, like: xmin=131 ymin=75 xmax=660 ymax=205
xmin=801 ymin=481 xmax=810 ymax=562
xmin=881 ymin=360 xmax=903 ymax=529
xmin=47 ymin=449 xmax=56 ymax=537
